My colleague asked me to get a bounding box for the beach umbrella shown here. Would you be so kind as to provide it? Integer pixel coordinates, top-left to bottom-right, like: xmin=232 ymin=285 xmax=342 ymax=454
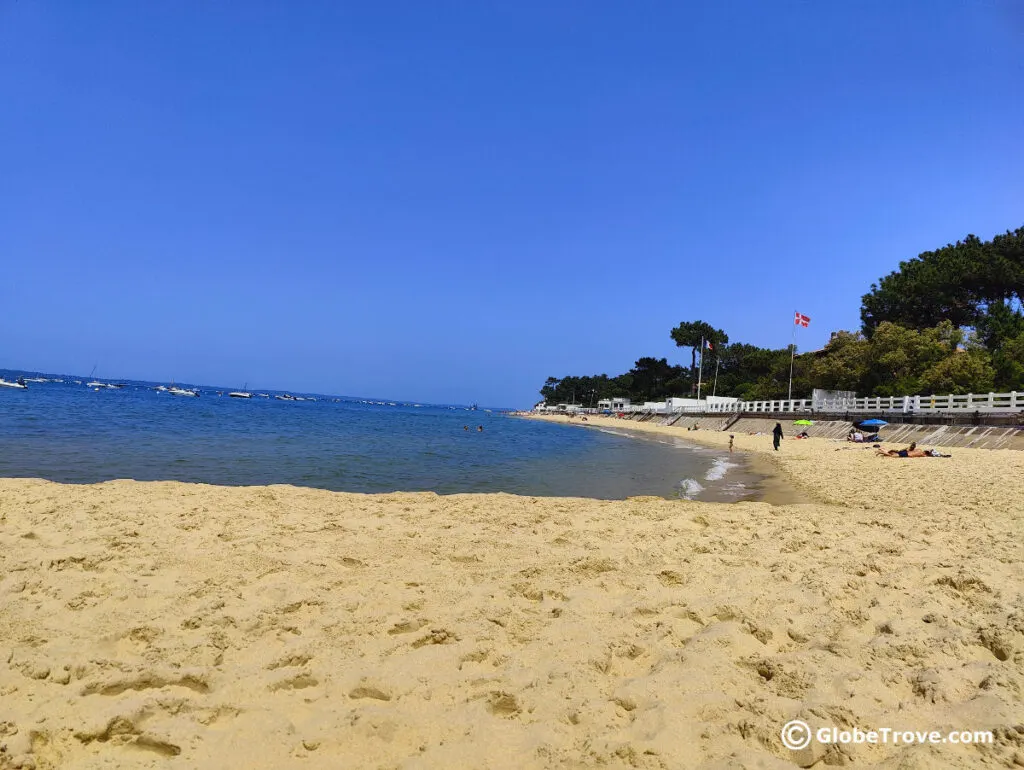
xmin=857 ymin=419 xmax=888 ymax=427
xmin=793 ymin=419 xmax=814 ymax=425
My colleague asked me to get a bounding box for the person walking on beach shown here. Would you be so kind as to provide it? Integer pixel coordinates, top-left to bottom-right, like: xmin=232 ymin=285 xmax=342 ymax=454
xmin=729 ymin=434 xmax=734 ymax=453
xmin=772 ymin=423 xmax=783 ymax=451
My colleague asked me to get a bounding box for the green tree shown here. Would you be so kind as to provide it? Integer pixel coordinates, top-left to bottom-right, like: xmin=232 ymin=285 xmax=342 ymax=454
xmin=991 ymin=330 xmax=1024 ymax=391
xmin=861 ymin=227 xmax=1024 ymax=339
xmin=863 ymin=322 xmax=951 ymax=395
xmin=626 ymin=357 xmax=685 ymax=402
xmin=709 ymin=343 xmax=788 ymax=399
xmin=670 ymin=321 xmax=729 ymax=381
xmin=808 ymin=331 xmax=871 ymax=392
xmin=974 ymin=299 xmax=1024 ymax=350
xmin=919 ymin=350 xmax=995 ymax=395
xmin=539 ymin=373 xmax=636 ymax=406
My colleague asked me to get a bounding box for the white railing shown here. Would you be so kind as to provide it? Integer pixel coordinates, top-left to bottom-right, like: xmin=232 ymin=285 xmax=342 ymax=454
xmin=666 ymin=391 xmax=1022 ymax=415
xmin=537 ymin=391 xmax=1022 ymax=416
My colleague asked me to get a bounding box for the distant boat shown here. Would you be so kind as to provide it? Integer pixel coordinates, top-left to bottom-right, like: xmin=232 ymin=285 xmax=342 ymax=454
xmin=168 ymin=386 xmax=199 ymax=397
xmin=24 ymin=377 xmax=46 ymax=383
xmin=85 ymin=367 xmax=123 ymax=389
xmin=229 ymin=383 xmax=252 ymax=398
xmin=275 ymin=394 xmax=297 ymax=401
xmin=0 ymin=377 xmax=28 ymax=389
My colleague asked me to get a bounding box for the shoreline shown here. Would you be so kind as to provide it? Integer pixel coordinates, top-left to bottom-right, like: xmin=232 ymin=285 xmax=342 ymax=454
xmin=521 ymin=413 xmax=813 ymax=506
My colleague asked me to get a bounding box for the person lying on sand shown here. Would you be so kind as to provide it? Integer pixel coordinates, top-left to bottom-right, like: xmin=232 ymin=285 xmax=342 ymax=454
xmin=876 ymin=442 xmax=951 ymax=458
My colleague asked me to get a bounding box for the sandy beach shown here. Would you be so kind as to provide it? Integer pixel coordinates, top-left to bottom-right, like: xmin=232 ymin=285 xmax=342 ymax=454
xmin=1 ymin=423 xmax=1022 ymax=768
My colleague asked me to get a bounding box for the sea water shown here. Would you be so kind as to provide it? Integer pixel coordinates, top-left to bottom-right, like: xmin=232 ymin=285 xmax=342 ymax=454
xmin=0 ymin=373 xmax=758 ymax=501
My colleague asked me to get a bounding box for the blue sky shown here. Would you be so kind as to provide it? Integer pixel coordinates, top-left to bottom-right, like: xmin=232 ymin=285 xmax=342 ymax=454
xmin=2 ymin=1 xmax=1022 ymax=407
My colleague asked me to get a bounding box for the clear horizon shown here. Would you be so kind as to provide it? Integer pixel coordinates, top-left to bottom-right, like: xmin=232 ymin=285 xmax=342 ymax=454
xmin=3 ymin=2 xmax=1023 ymax=408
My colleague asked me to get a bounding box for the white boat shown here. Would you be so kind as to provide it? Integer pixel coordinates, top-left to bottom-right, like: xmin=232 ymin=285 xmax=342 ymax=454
xmin=229 ymin=389 xmax=252 ymax=398
xmin=0 ymin=378 xmax=28 ymax=389
xmin=169 ymin=387 xmax=199 ymax=397
xmin=24 ymin=377 xmax=46 ymax=383
xmin=85 ymin=366 xmax=124 ymax=389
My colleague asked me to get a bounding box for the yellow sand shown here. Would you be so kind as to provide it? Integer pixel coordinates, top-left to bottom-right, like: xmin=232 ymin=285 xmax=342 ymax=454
xmin=1 ymin=420 xmax=1022 ymax=768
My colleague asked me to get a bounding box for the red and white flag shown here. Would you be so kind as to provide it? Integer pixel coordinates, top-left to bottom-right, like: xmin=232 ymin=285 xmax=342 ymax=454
xmin=795 ymin=312 xmax=810 ymax=328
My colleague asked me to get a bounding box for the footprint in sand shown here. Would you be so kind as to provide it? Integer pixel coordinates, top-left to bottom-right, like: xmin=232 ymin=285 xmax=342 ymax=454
xmin=349 ymin=679 xmax=393 ymax=701
xmin=267 ymin=672 xmax=319 ymax=692
xmin=486 ymin=691 xmax=521 ymax=717
xmin=387 ymin=618 xmax=428 ymax=635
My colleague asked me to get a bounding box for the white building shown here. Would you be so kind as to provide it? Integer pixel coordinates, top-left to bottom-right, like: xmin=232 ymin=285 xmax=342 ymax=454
xmin=666 ymin=397 xmax=704 ymax=410
xmin=656 ymin=396 xmax=742 ymax=412
xmin=597 ymin=397 xmax=631 ymax=411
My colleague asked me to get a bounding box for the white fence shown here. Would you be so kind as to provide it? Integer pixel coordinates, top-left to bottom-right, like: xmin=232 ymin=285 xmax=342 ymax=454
xmin=539 ymin=391 xmax=1023 ymax=416
xmin=669 ymin=391 xmax=1023 ymax=415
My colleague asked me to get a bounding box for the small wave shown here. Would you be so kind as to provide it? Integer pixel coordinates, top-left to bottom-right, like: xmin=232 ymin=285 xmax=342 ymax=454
xmin=676 ymin=478 xmax=704 ymax=499
xmin=704 ymin=458 xmax=737 ymax=482
xmin=719 ymin=481 xmax=751 ymax=499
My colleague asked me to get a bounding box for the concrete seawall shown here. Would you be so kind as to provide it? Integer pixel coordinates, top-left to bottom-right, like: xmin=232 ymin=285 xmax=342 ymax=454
xmin=618 ymin=412 xmax=1024 ymax=450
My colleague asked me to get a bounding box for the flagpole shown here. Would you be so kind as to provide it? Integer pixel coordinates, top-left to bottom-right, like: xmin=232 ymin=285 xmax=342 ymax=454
xmin=787 ymin=313 xmax=797 ymax=402
xmin=712 ymin=355 xmax=720 ymax=398
xmin=697 ymin=336 xmax=704 ymax=400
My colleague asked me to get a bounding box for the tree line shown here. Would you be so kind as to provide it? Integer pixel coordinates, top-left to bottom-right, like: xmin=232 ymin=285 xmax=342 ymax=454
xmin=539 ymin=226 xmax=1024 ymax=406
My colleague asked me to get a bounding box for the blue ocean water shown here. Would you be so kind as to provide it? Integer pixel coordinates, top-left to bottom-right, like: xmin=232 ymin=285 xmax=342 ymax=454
xmin=0 ymin=373 xmax=757 ymax=501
